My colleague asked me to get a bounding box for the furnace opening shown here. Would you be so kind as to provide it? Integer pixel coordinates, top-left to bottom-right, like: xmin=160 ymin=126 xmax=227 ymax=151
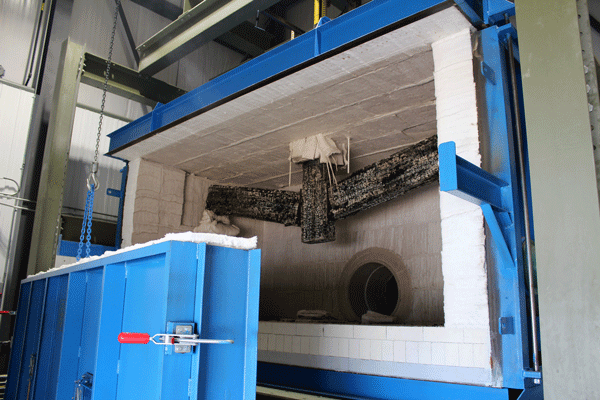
xmin=348 ymin=262 xmax=399 ymax=318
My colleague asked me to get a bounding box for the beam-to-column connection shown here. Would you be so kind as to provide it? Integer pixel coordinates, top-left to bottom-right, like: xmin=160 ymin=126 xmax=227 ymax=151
xmin=81 ymin=53 xmax=186 ymax=106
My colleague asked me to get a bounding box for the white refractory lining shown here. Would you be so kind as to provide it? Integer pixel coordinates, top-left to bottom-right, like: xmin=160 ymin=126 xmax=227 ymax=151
xmin=111 ymin=6 xmax=472 ymax=189
xmin=30 ymin=232 xmax=258 ymax=278
xmin=432 ymin=28 xmax=489 ymax=330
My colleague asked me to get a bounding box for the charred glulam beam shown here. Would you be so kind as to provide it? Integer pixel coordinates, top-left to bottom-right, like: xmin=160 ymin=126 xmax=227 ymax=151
xmin=301 ymin=160 xmax=336 ymax=244
xmin=205 ymin=185 xmax=300 ymax=226
xmin=329 ymin=135 xmax=439 ymax=220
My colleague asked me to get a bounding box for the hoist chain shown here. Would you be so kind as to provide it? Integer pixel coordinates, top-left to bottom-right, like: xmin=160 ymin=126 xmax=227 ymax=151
xmin=76 ymin=185 xmax=95 ymax=261
xmin=78 ymin=0 xmax=120 ymax=260
xmin=88 ymin=0 xmax=121 ymax=191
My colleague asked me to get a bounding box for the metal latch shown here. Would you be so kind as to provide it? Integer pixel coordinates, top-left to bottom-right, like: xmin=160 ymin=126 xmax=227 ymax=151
xmin=118 ymin=324 xmax=233 ymax=355
xmin=74 ymin=372 xmax=93 ymax=400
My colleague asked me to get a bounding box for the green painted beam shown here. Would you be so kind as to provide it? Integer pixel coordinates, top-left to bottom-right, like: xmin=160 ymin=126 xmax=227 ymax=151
xmin=27 ymin=40 xmax=85 ymax=275
xmin=136 ymin=0 xmax=281 ymax=75
xmin=515 ymin=0 xmax=600 ymax=398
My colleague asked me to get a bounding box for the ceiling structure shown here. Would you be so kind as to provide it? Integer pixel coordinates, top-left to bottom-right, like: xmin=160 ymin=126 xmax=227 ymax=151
xmin=110 ymin=7 xmax=472 ymax=189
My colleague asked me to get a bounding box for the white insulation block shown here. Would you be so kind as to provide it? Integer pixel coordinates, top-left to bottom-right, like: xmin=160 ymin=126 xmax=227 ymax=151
xmin=432 ymin=28 xmax=490 ymax=330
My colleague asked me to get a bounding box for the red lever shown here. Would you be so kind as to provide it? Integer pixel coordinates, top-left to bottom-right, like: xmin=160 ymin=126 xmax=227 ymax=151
xmin=118 ymin=332 xmax=150 ymax=344
xmin=0 ymin=311 xmax=15 ymax=315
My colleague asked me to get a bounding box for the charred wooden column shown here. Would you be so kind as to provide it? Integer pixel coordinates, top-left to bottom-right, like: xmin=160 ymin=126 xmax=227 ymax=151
xmin=329 ymin=135 xmax=439 ymax=220
xmin=301 ymin=160 xmax=336 ymax=243
xmin=206 ymin=185 xmax=300 ymax=226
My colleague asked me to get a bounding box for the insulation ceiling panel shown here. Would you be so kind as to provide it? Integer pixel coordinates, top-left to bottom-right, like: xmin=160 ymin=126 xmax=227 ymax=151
xmin=111 ymin=7 xmax=472 ymax=188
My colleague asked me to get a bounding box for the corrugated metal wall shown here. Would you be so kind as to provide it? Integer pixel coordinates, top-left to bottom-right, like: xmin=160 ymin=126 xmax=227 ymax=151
xmin=0 ymin=0 xmax=40 ymax=84
xmin=0 ymin=83 xmax=35 ymax=285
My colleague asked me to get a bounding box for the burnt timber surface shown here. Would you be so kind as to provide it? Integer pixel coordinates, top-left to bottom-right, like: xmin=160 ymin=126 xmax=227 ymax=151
xmin=329 ymin=135 xmax=439 ymax=220
xmin=205 ymin=135 xmax=439 ymax=242
xmin=301 ymin=160 xmax=336 ymax=244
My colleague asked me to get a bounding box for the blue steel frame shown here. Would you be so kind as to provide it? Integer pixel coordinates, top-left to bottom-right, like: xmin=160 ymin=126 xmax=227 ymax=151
xmin=57 ymin=239 xmax=116 ymax=257
xmin=107 ymin=0 xmax=454 ymax=155
xmin=453 ymin=0 xmax=514 ymax=27
xmin=258 ymin=363 xmax=511 ymax=400
xmin=106 ymin=0 xmax=522 ymax=159
xmin=438 ymin=23 xmax=542 ymax=398
xmin=7 ymin=241 xmax=261 ymax=400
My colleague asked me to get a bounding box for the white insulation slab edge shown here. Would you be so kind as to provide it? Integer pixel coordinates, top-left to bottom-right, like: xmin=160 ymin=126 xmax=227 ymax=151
xmin=31 ymin=232 xmax=257 ymax=278
xmin=432 ymin=28 xmax=490 ymax=330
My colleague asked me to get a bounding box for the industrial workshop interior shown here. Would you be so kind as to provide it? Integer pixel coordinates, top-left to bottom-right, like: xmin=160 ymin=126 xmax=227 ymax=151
xmin=0 ymin=0 xmax=599 ymax=399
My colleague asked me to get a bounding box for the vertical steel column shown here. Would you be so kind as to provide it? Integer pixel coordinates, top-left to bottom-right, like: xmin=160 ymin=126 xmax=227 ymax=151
xmin=480 ymin=25 xmax=531 ymax=389
xmin=506 ymin=35 xmax=539 ymax=373
xmin=27 ymin=40 xmax=84 ymax=276
xmin=515 ymin=0 xmax=600 ymax=399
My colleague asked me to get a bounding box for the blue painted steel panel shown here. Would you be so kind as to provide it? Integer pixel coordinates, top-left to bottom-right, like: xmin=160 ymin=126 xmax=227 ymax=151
xmin=198 ymin=246 xmax=261 ymax=399
xmin=452 ymin=0 xmax=514 ymax=26
xmin=117 ymin=254 xmax=168 ymax=399
xmin=33 ymin=275 xmax=68 ymax=400
xmin=8 ymin=240 xmax=261 ymax=400
xmin=13 ymin=280 xmax=46 ymax=400
xmin=58 ymin=239 xmax=116 ymax=257
xmin=483 ymin=0 xmax=515 ymax=25
xmin=257 ymin=363 xmax=510 ymax=400
xmin=107 ymin=0 xmax=451 ymax=155
xmin=93 ymin=262 xmax=126 ymax=400
xmin=5 ymin=282 xmax=32 ymax=400
xmin=55 ymin=271 xmax=87 ymax=400
xmin=78 ymin=269 xmax=104 ymax=381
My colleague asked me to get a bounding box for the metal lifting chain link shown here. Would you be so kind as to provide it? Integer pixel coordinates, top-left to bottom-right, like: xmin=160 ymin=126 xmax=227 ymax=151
xmin=76 ymin=186 xmax=95 ymax=261
xmin=78 ymin=0 xmax=120 ymax=260
xmin=88 ymin=0 xmax=121 ymax=191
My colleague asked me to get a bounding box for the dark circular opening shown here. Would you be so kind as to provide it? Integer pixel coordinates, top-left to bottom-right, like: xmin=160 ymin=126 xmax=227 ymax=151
xmin=348 ymin=262 xmax=399 ymax=318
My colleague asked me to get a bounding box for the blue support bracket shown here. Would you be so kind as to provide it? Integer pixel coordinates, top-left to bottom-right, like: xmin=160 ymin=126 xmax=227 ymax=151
xmin=439 ymin=141 xmax=509 ymax=211
xmin=522 ymin=370 xmax=542 ymax=380
xmin=481 ymin=204 xmax=514 ymax=269
xmin=106 ymin=188 xmax=121 ymax=197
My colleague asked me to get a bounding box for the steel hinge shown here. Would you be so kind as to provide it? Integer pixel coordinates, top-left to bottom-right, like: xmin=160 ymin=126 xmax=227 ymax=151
xmin=116 ymin=360 xmax=120 ymax=374
xmin=188 ymin=378 xmax=192 ymax=397
xmin=78 ymin=346 xmax=82 ymax=358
